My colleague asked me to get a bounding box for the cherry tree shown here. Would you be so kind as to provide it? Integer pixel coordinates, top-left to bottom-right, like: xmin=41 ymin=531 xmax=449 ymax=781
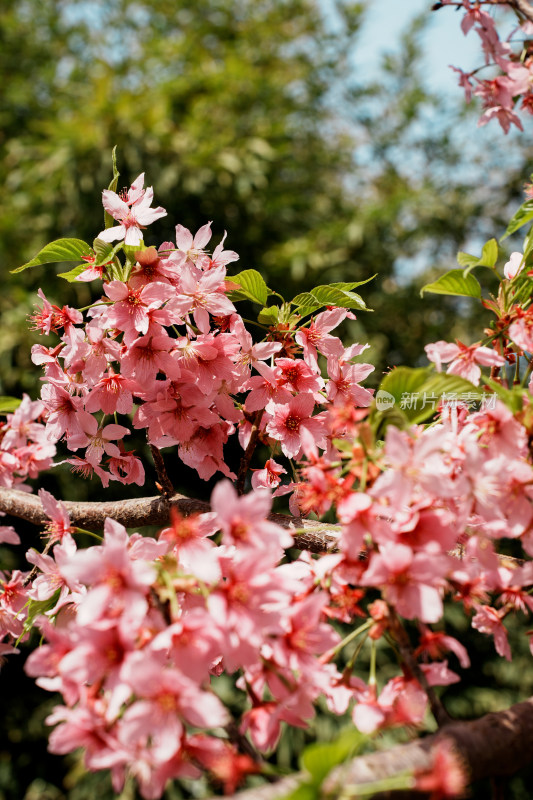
xmin=2 ymin=4 xmax=533 ymax=799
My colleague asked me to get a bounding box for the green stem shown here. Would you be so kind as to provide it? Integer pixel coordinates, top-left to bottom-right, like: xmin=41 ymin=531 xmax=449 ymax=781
xmin=521 ymin=355 xmax=533 ymax=387
xmin=344 ymin=632 xmax=369 ymax=673
xmin=369 ymin=638 xmax=377 ymax=688
xmin=76 ymin=301 xmax=110 ymax=313
xmin=160 ymin=570 xmax=180 ymax=620
xmin=359 ymin=458 xmax=368 ymax=492
xmin=241 ymin=318 xmax=269 ymax=330
xmin=73 ymin=527 xmax=103 ymax=541
xmin=327 ymin=619 xmax=373 ymax=660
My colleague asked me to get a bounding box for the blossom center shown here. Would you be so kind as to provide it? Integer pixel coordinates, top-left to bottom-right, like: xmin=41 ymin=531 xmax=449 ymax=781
xmin=285 ymin=415 xmax=301 ymax=432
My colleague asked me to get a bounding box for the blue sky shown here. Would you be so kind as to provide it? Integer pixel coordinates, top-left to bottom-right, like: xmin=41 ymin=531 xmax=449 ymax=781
xmin=351 ymin=0 xmax=480 ymax=94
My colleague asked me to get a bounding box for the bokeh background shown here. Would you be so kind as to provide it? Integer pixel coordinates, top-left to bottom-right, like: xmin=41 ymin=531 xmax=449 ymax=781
xmin=1 ymin=1 xmax=533 ymax=798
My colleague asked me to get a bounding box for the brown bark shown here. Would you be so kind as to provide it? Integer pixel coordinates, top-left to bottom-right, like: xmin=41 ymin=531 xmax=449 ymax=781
xmin=207 ymin=696 xmax=533 ymax=800
xmin=0 ymin=487 xmax=340 ymax=553
xmin=510 ymin=0 xmax=533 ymax=24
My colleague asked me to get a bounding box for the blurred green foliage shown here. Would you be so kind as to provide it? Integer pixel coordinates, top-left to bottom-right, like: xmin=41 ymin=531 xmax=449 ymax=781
xmin=1 ymin=0 xmax=533 ymax=798
xmin=1 ymin=0 xmax=531 ymax=397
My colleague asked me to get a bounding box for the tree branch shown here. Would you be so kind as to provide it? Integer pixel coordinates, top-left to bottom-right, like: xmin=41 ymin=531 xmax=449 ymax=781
xmin=207 ymin=695 xmax=533 ymax=800
xmin=236 ymin=409 xmax=265 ymax=496
xmin=0 ymin=487 xmax=340 ymax=554
xmin=388 ymin=611 xmax=451 ymax=729
xmin=432 ymin=0 xmax=533 ymax=24
xmin=148 ymin=442 xmax=175 ymax=498
xmin=509 ymin=0 xmax=533 ymax=24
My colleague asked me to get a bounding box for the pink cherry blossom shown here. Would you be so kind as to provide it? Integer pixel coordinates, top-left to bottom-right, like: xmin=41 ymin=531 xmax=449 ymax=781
xmin=251 ymin=458 xmax=286 ymax=490
xmin=39 ymin=489 xmax=74 ymax=545
xmin=425 ymin=340 xmax=505 ymax=385
xmin=509 ymin=308 xmax=533 ymax=352
xmin=174 ymin=222 xmax=213 ymax=268
xmin=103 ymin=281 xmax=170 ymax=344
xmin=266 ymin=394 xmax=326 ymax=459
xmin=360 ymin=542 xmax=447 ymax=623
xmin=171 ymin=266 xmax=236 ymax=333
xmin=29 ymin=289 xmax=83 ymax=335
xmin=472 ymin=604 xmax=511 ymax=660
xmin=504 ymin=251 xmax=524 ymax=280
xmin=211 ymin=480 xmax=293 ymax=551
xmin=84 ymin=369 xmax=138 ymax=415
xmin=295 ymin=308 xmax=347 ymax=370
xmin=99 ymin=174 xmax=167 ymax=246
xmin=70 ymin=415 xmax=130 ymax=467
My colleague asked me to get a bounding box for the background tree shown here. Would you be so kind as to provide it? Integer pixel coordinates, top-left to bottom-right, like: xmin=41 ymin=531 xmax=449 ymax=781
xmin=1 ymin=0 xmax=530 ymax=396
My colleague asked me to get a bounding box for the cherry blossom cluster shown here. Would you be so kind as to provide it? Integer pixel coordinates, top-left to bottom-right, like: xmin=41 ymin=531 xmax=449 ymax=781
xmin=21 ymin=486 xmax=347 ymax=797
xmin=0 ymin=396 xmax=56 ymax=660
xmin=425 ymin=246 xmax=533 ymax=386
xmin=0 ymin=394 xmax=55 ymax=489
xmin=3 ymin=168 xmax=533 ymax=799
xmin=19 ymin=385 xmax=533 ymax=797
xmin=437 ymin=0 xmax=533 ymax=133
xmin=29 ymin=172 xmax=374 ymax=490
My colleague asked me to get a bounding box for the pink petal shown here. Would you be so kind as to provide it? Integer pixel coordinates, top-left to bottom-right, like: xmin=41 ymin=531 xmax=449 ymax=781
xmin=193 ymin=222 xmax=213 ymax=249
xmin=102 ymin=190 xmax=129 ymax=219
xmin=175 ymin=225 xmax=193 ymax=251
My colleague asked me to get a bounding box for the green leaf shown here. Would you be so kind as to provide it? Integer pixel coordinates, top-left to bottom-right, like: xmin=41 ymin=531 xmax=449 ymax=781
xmin=0 ymin=396 xmax=21 ymax=414
xmin=420 ymin=269 xmax=481 ymax=298
xmin=328 ymin=275 xmax=377 ymax=291
xmin=410 ymin=373 xmax=481 ymax=423
xmin=57 ymin=264 xmax=87 ymax=282
xmin=479 ymin=238 xmax=498 ymax=267
xmin=104 ymin=146 xmax=120 ymax=229
xmin=291 ymin=284 xmax=369 ymax=314
xmin=456 ymin=240 xmax=498 ymax=276
xmin=10 ymin=238 xmax=92 ymax=274
xmin=93 ymin=238 xmax=124 ymax=267
xmin=227 ymin=269 xmax=271 ymax=305
xmin=283 ymin=730 xmax=367 ymax=800
xmin=282 ymin=784 xmax=317 ymax=800
xmin=312 ymin=286 xmax=367 ymax=309
xmin=484 ymin=377 xmax=524 ymax=414
xmin=300 ymin=731 xmax=366 ymax=786
xmin=456 ymin=251 xmax=480 ymax=269
xmin=294 ymin=306 xmax=321 ymax=320
xmin=290 ymin=291 xmax=319 ymax=309
xmin=17 ymin=589 xmax=61 ymax=643
xmin=500 ymin=201 xmax=533 ymax=240
xmin=375 ymin=367 xmax=429 ymax=414
xmin=257 ymin=305 xmax=279 ymax=325
xmin=523 ymin=229 xmax=533 ymax=260
xmin=372 ymin=367 xmax=481 ymax=426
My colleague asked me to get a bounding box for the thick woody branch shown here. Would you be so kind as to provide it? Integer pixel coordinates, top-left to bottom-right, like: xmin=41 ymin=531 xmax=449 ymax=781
xmin=0 ymin=488 xmax=340 ymax=554
xmin=208 ymin=695 xmax=533 ymax=800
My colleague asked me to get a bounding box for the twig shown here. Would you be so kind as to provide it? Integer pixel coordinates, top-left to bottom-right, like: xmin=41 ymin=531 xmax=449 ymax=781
xmin=22 ymin=539 xmax=53 ymax=588
xmin=223 ymin=719 xmax=277 ymax=782
xmin=148 ymin=442 xmax=175 ymax=498
xmin=388 ymin=610 xmax=451 ymax=728
xmin=236 ymin=409 xmax=265 ymax=496
xmin=431 ymin=0 xmax=533 ymax=23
